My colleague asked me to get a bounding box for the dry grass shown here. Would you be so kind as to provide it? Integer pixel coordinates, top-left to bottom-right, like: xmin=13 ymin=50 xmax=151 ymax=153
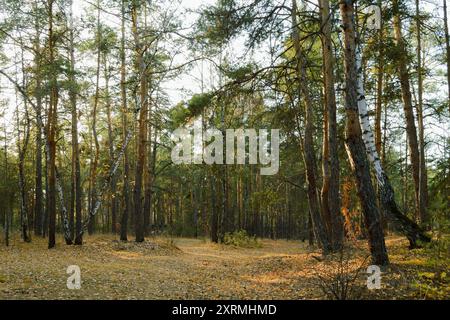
xmin=0 ymin=233 xmax=448 ymax=300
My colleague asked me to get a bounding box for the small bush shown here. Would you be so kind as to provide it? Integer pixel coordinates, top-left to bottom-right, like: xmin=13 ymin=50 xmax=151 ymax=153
xmin=223 ymin=230 xmax=261 ymax=248
xmin=312 ymin=250 xmax=368 ymax=300
xmin=162 ymin=237 xmax=181 ymax=251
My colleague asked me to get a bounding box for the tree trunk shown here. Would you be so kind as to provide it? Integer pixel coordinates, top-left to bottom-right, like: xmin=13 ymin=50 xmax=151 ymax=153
xmin=210 ymin=172 xmax=219 ymax=243
xmin=33 ymin=3 xmax=44 ymax=236
xmin=88 ymin=1 xmax=102 ymax=235
xmin=415 ymin=0 xmax=428 ymax=225
xmin=143 ymin=100 xmax=153 ymax=236
xmin=340 ymin=0 xmax=389 ymax=266
xmin=353 ymin=20 xmax=431 ymax=249
xmin=3 ymin=125 xmax=9 ymax=246
xmin=68 ymin=0 xmax=82 ymax=245
xmin=144 ymin=127 xmax=157 ymax=235
xmin=393 ymin=0 xmax=424 ymax=223
xmin=120 ymin=0 xmax=130 ymax=242
xmin=220 ymin=165 xmax=229 ymax=240
xmin=356 ymin=48 xmax=431 ymax=247
xmin=292 ymin=0 xmax=331 ymax=254
xmin=17 ymin=46 xmax=31 ymax=243
xmin=444 ymin=0 xmax=450 ymax=114
xmin=131 ymin=0 xmax=147 ymax=242
xmin=104 ymin=55 xmax=118 ymax=234
xmin=319 ymin=0 xmax=343 ymax=251
xmin=375 ymin=0 xmax=383 ymax=158
xmin=47 ymin=0 xmax=58 ymax=249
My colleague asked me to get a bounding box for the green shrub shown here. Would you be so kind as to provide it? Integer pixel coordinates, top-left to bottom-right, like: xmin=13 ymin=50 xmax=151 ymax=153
xmin=222 ymin=230 xmax=261 ymax=248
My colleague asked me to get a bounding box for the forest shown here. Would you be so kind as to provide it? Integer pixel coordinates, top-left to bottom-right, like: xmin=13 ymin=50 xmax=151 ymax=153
xmin=0 ymin=0 xmax=449 ymax=300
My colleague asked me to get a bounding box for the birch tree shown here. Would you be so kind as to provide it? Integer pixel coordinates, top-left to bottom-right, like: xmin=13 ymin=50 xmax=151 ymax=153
xmin=340 ymin=0 xmax=389 ymax=265
xmin=353 ymin=12 xmax=431 ymax=249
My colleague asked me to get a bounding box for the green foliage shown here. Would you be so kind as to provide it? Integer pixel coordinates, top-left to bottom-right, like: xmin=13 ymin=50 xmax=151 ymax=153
xmin=168 ymin=101 xmax=191 ymax=128
xmin=251 ymin=189 xmax=282 ymax=208
xmin=223 ymin=230 xmax=261 ymax=248
xmin=168 ymin=93 xmax=213 ymax=128
xmin=223 ymin=63 xmax=256 ymax=82
xmin=187 ymin=93 xmax=213 ymax=118
xmin=196 ymin=0 xmax=251 ymax=46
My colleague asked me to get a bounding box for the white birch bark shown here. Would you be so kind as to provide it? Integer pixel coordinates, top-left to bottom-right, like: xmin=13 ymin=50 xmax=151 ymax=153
xmin=355 ymin=45 xmax=385 ymax=187
xmin=354 ymin=45 xmax=430 ymax=247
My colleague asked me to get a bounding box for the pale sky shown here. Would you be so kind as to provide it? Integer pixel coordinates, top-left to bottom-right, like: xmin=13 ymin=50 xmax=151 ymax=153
xmin=0 ymin=0 xmax=448 ymax=163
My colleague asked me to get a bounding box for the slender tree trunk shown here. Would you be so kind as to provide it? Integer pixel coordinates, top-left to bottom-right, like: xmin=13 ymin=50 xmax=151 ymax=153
xmin=319 ymin=0 xmax=343 ymax=251
xmin=393 ymin=0 xmax=423 ymax=223
xmin=340 ymin=0 xmax=389 ymax=266
xmin=218 ymin=93 xmax=229 ymax=240
xmin=88 ymin=1 xmax=102 ymax=235
xmin=33 ymin=3 xmax=43 ymax=236
xmin=34 ymin=108 xmax=43 ymax=235
xmin=5 ymin=201 xmax=10 ymax=247
xmin=120 ymin=0 xmax=130 ymax=242
xmin=292 ymin=0 xmax=331 ymax=254
xmin=67 ymin=0 xmax=82 ymax=245
xmin=47 ymin=0 xmax=58 ymax=249
xmin=444 ymin=0 xmax=450 ymax=114
xmin=415 ymin=0 xmax=429 ymax=227
xmin=131 ymin=0 xmax=147 ymax=242
xmin=142 ymin=4 xmax=153 ymax=237
xmin=210 ymin=172 xmax=219 ymax=243
xmin=375 ymin=0 xmax=384 ymax=158
xmin=151 ymin=131 xmax=157 ymax=230
xmin=16 ymin=47 xmax=31 ymax=243
xmin=403 ymin=136 xmax=409 ymax=212
xmin=144 ymin=127 xmax=157 ymax=235
xmin=374 ymin=0 xmax=387 ymax=230
xmin=103 ymin=55 xmax=118 ymax=234
xmin=143 ymin=97 xmax=153 ymax=236
xmin=3 ymin=125 xmax=9 ymax=246
xmin=18 ymin=126 xmax=31 ymax=243
xmin=17 ymin=120 xmax=30 ymax=243
xmin=321 ymin=77 xmax=331 ymax=235
xmin=220 ymin=165 xmax=229 ymax=240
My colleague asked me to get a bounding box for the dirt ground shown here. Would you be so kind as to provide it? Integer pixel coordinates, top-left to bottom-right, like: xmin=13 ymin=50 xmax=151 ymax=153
xmin=0 ymin=234 xmax=448 ymax=299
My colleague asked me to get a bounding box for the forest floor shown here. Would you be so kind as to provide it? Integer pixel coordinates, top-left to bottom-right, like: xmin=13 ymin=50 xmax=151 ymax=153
xmin=0 ymin=234 xmax=448 ymax=300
